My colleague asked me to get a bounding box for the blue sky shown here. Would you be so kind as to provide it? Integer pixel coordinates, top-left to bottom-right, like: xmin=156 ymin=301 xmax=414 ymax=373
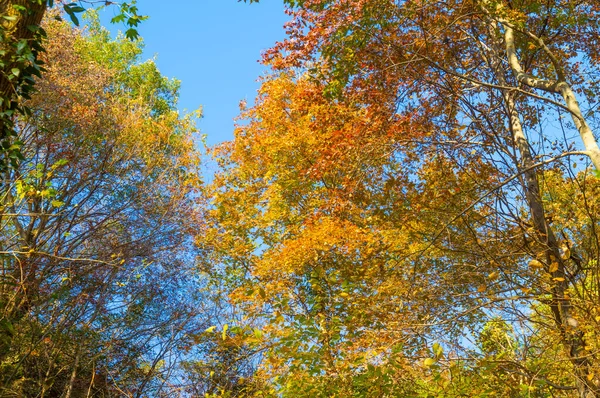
xmin=101 ymin=1 xmax=288 ymax=146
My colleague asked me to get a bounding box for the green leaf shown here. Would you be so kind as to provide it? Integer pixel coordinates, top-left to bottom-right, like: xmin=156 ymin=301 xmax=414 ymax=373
xmin=111 ymin=15 xmax=126 ymax=24
xmin=67 ymin=12 xmax=80 ymax=26
xmin=68 ymin=5 xmax=85 ymax=13
xmin=0 ymin=320 xmax=14 ymax=336
xmin=125 ymin=28 xmax=139 ymax=40
xmin=432 ymin=342 xmax=443 ymax=358
xmin=12 ymin=4 xmax=27 ymax=12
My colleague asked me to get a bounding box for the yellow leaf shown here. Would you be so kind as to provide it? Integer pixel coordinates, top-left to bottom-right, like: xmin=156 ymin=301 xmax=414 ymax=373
xmin=488 ymin=272 xmax=499 ymax=280
xmin=528 ymin=259 xmax=544 ymax=269
xmin=477 ymin=285 xmax=486 ymax=293
xmin=549 ymin=262 xmax=559 ymax=273
xmin=553 ymin=277 xmax=565 ymax=282
xmin=423 ymin=358 xmax=436 ymax=367
xmin=222 ymin=324 xmax=229 ymax=341
xmin=588 ymin=373 xmax=595 ymax=381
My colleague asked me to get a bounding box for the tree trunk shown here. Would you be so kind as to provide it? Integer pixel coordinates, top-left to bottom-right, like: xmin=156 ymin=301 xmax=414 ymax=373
xmin=484 ymin=10 xmax=598 ymax=397
xmin=0 ymin=0 xmax=46 ymax=169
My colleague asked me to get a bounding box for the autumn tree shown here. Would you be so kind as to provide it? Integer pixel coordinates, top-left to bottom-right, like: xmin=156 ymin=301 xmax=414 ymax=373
xmin=0 ymin=15 xmax=208 ymax=397
xmin=208 ymin=0 xmax=600 ymax=396
xmin=0 ymin=1 xmax=145 ymax=172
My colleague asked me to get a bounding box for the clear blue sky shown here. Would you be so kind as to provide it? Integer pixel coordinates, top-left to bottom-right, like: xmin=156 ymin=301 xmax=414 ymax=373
xmin=101 ymin=1 xmax=288 ymax=146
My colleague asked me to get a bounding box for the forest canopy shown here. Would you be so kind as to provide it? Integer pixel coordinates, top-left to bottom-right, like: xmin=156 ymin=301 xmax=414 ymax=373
xmin=206 ymin=0 xmax=600 ymax=397
xmin=2 ymin=1 xmax=600 ymax=397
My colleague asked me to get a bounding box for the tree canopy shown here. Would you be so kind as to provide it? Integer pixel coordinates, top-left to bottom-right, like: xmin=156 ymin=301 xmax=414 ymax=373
xmin=207 ymin=0 xmax=600 ymax=396
xmin=3 ymin=1 xmax=600 ymax=397
xmin=0 ymin=13 xmax=208 ymax=397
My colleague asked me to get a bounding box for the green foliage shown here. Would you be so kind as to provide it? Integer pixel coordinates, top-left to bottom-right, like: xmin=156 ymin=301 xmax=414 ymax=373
xmin=0 ymin=0 xmax=147 ymax=174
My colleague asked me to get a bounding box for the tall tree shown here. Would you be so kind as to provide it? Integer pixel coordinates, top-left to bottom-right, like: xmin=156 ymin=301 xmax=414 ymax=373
xmin=211 ymin=0 xmax=600 ymax=396
xmin=0 ymin=15 xmax=206 ymax=397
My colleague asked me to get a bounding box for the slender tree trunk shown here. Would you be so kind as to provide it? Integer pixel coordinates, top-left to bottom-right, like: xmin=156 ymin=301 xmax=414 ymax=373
xmin=483 ymin=11 xmax=597 ymax=397
xmin=64 ymin=348 xmax=81 ymax=398
xmin=500 ymin=24 xmax=600 ymax=170
xmin=86 ymin=361 xmax=96 ymax=398
xmin=40 ymin=354 xmax=56 ymax=398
